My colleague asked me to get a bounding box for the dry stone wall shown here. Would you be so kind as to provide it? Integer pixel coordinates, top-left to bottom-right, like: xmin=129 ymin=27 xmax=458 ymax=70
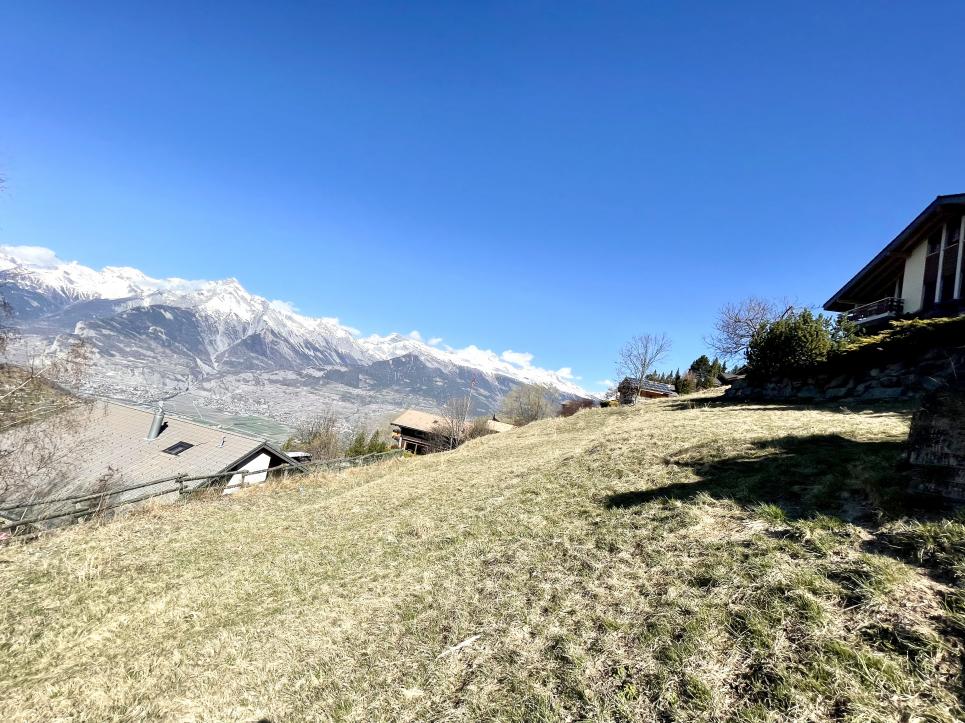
xmin=725 ymin=348 xmax=964 ymax=403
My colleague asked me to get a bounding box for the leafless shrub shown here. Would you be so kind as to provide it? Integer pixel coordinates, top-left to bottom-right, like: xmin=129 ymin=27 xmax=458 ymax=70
xmin=88 ymin=466 xmax=126 ymax=520
xmin=433 ymin=395 xmax=473 ymax=450
xmin=0 ymin=333 xmax=94 ymax=503
xmin=285 ymin=411 xmax=343 ymax=461
xmin=466 ymin=416 xmax=497 ymax=441
xmin=500 ymin=383 xmax=558 ymax=426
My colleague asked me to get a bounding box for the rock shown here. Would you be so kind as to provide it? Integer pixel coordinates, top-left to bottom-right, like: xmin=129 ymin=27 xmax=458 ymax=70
xmin=920 ymin=376 xmax=944 ymax=391
xmin=860 ymin=387 xmax=903 ymax=400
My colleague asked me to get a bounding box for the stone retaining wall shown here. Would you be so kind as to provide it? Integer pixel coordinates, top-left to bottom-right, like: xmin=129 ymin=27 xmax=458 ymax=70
xmin=725 ymin=348 xmax=964 ymax=403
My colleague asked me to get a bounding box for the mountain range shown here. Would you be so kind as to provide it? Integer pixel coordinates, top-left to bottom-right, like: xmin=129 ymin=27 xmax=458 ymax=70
xmin=0 ymin=246 xmax=588 ymax=431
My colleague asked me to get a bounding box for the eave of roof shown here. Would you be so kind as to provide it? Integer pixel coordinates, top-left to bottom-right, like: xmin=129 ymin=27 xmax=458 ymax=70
xmin=824 ymin=194 xmax=965 ymax=311
xmin=215 ymin=442 xmax=303 ymax=475
xmin=391 ymin=409 xmax=445 ymax=434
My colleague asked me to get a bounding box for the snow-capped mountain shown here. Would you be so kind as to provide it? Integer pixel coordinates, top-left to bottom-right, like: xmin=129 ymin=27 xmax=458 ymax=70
xmin=0 ymin=246 xmax=588 ymax=426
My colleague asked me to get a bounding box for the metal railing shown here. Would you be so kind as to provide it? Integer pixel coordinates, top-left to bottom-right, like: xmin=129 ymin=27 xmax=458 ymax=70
xmin=0 ymin=448 xmax=404 ymax=540
xmin=846 ymin=297 xmax=903 ymax=323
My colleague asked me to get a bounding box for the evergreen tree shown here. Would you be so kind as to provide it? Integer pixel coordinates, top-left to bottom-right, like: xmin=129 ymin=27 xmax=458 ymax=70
xmin=676 ymin=372 xmax=698 ymax=394
xmin=345 ymin=430 xmax=368 ymax=457
xmin=707 ymin=357 xmax=723 ymax=387
xmin=366 ymin=430 xmax=390 ymax=454
xmin=746 ymin=309 xmax=837 ymax=378
xmin=688 ymin=355 xmax=714 ymax=389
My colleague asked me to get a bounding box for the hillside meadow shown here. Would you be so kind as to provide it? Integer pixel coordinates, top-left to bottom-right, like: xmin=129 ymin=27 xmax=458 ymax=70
xmin=1 ymin=391 xmax=963 ymax=721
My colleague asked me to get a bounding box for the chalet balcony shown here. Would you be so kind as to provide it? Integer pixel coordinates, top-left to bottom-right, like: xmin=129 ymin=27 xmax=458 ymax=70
xmin=845 ymin=297 xmax=903 ymax=325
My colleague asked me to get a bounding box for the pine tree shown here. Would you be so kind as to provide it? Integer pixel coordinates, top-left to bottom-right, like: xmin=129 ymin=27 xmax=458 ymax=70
xmin=688 ymin=355 xmax=713 ymax=389
xmin=677 ymin=372 xmax=698 ymax=395
xmin=366 ymin=430 xmax=389 ymax=454
xmin=345 ymin=430 xmax=368 ymax=457
xmin=707 ymin=357 xmax=723 ymax=387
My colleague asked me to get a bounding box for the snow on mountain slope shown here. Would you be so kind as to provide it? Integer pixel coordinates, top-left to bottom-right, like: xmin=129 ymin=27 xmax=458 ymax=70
xmin=0 ymin=245 xmax=590 ymax=402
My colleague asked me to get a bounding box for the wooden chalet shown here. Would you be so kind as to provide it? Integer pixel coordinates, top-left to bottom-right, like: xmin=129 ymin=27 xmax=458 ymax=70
xmin=391 ymin=409 xmax=515 ymax=454
xmin=391 ymin=410 xmax=444 ymax=454
xmin=617 ymin=377 xmax=678 ymax=404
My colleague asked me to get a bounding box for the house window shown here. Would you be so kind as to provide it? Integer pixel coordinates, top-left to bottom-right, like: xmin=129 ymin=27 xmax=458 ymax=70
xmin=162 ymin=441 xmax=194 ymax=455
xmin=940 ymin=273 xmax=956 ymax=303
xmin=926 ymin=228 xmax=942 ymax=254
xmin=946 ymin=217 xmax=962 ymax=246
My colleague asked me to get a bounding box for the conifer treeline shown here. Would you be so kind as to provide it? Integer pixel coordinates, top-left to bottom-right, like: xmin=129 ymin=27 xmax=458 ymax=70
xmin=646 ymin=355 xmax=729 ymax=395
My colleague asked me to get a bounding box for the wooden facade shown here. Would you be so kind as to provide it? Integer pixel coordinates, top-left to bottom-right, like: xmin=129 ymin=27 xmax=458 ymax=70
xmin=390 ymin=409 xmax=515 ymax=455
xmin=391 ymin=410 xmax=444 ymax=454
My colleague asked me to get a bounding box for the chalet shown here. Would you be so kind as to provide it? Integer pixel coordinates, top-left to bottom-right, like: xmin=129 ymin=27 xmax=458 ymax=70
xmin=391 ymin=409 xmax=514 ymax=454
xmin=824 ymin=194 xmax=965 ymax=327
xmin=0 ymin=399 xmax=300 ymax=510
xmin=617 ymin=377 xmax=678 ymax=404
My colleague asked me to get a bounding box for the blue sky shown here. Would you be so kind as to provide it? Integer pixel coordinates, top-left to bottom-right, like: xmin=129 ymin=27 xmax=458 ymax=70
xmin=1 ymin=2 xmax=964 ymax=393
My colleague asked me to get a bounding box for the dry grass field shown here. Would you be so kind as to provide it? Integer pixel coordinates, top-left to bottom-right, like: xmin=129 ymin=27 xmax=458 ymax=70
xmin=1 ymin=391 xmax=963 ymax=721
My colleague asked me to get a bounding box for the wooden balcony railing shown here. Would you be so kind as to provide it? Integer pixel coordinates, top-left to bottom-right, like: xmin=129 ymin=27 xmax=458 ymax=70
xmin=846 ymin=297 xmax=903 ymax=324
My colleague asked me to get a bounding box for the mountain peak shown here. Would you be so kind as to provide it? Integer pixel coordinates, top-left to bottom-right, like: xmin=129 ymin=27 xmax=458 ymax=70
xmin=0 ymin=246 xmax=590 ymax=404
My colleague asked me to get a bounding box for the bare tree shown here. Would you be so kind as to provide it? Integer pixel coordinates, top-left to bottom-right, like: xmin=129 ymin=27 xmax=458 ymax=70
xmin=616 ymin=333 xmax=672 ymax=394
xmin=499 ymin=383 xmax=558 ymax=426
xmin=705 ymin=296 xmax=792 ymax=361
xmin=285 ymin=411 xmax=343 ymax=461
xmin=465 ymin=416 xmax=498 ymax=441
xmin=435 ymin=395 xmax=473 ymax=450
xmin=0 ymin=336 xmax=95 ymax=503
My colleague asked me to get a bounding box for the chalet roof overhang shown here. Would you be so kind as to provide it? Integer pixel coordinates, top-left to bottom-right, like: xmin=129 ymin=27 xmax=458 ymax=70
xmin=824 ymin=194 xmax=965 ymax=311
xmin=215 ymin=442 xmax=305 ymax=476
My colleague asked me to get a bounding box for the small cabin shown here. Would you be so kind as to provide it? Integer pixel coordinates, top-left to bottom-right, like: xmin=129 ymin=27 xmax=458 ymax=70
xmin=391 ymin=409 xmax=514 ymax=454
xmin=391 ymin=410 xmax=447 ymax=454
xmin=617 ymin=377 xmax=678 ymax=404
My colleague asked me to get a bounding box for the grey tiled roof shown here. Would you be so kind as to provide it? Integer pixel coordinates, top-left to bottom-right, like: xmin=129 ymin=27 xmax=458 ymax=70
xmin=0 ymin=399 xmax=293 ymax=505
xmin=619 ymin=377 xmax=678 ymax=395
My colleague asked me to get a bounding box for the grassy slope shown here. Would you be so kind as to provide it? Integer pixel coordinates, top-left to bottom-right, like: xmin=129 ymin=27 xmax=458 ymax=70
xmin=1 ymin=392 xmax=963 ymax=722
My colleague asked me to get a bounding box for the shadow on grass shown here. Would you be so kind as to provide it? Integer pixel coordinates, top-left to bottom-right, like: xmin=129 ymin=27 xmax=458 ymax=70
xmin=605 ymin=434 xmax=914 ymax=523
